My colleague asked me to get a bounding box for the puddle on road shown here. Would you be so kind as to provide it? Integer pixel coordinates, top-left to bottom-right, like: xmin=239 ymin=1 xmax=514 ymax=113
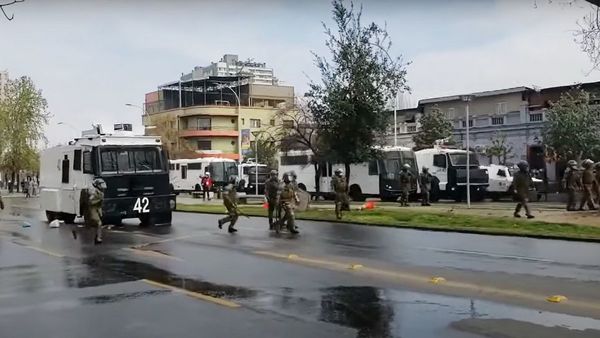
xmin=242 ymin=286 xmax=600 ymax=338
xmin=80 ymin=289 xmax=171 ymax=305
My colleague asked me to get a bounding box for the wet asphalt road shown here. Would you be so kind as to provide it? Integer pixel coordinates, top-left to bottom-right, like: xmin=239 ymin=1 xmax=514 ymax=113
xmin=2 ymin=197 xmax=600 ymax=338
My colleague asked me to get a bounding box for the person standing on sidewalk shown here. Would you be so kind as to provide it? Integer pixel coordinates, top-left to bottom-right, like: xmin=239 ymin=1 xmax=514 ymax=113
xmin=562 ymin=160 xmax=581 ymax=211
xmin=579 ymin=159 xmax=597 ymax=210
xmin=201 ymin=172 xmax=213 ymax=201
xmin=331 ymin=169 xmax=349 ymax=220
xmin=398 ymin=164 xmax=413 ymax=207
xmin=513 ymin=161 xmax=534 ymax=219
xmin=419 ymin=167 xmax=433 ymax=206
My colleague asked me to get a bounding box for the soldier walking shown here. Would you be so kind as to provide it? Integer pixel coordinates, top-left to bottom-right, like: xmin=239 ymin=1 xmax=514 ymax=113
xmin=264 ymin=170 xmax=280 ymax=230
xmin=88 ymin=178 xmax=106 ymax=244
xmin=277 ymin=172 xmax=299 ymax=234
xmin=562 ymin=160 xmax=581 ymax=211
xmin=332 ymin=168 xmax=349 ymax=220
xmin=218 ymin=176 xmax=240 ymax=233
xmin=398 ymin=164 xmax=413 ymax=207
xmin=579 ymin=159 xmax=597 ymax=211
xmin=513 ymin=161 xmax=534 ymax=219
xmin=419 ymin=167 xmax=433 ymax=206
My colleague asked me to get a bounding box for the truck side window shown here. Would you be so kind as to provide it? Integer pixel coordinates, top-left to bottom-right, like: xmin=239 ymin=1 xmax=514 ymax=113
xmin=181 ymin=166 xmax=187 ymax=179
xmin=62 ymin=155 xmax=70 ymax=184
xmin=83 ymin=151 xmax=93 ymax=174
xmin=73 ymin=149 xmax=82 ymax=171
xmin=368 ymin=160 xmax=378 ymax=175
xmin=497 ymin=169 xmax=506 ymax=177
xmin=433 ymin=154 xmax=446 ymax=168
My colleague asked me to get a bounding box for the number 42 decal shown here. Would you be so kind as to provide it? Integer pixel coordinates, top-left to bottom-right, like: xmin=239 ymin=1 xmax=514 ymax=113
xmin=134 ymin=197 xmax=150 ymax=213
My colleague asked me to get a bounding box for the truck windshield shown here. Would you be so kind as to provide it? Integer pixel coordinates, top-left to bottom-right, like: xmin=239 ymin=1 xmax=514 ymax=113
xmin=381 ymin=150 xmax=417 ymax=174
xmin=449 ymin=153 xmax=479 ymax=166
xmin=100 ymin=147 xmax=164 ymax=174
xmin=208 ymin=162 xmax=239 ymax=183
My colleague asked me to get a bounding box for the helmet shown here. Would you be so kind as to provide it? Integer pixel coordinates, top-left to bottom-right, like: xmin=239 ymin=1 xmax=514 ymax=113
xmin=205 ymin=172 xmax=211 ymax=177
xmin=92 ymin=178 xmax=106 ymax=190
xmin=422 ymin=166 xmax=429 ymax=172
xmin=270 ymin=169 xmax=278 ymax=176
xmin=282 ymin=172 xmax=291 ymax=183
xmin=335 ymin=168 xmax=344 ymax=176
xmin=567 ymin=160 xmax=578 ymax=168
xmin=402 ymin=164 xmax=410 ymax=170
xmin=290 ymin=170 xmax=297 ymax=179
xmin=583 ymin=159 xmax=594 ymax=168
xmin=228 ymin=175 xmax=237 ymax=184
xmin=517 ymin=160 xmax=529 ymax=171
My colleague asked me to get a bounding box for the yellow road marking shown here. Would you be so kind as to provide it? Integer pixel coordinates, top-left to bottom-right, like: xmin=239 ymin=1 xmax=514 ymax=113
xmin=547 ymin=295 xmax=568 ymax=303
xmin=430 ymin=277 xmax=446 ymax=284
xmin=141 ymin=279 xmax=240 ymax=308
xmin=122 ymin=247 xmax=183 ymax=261
xmin=349 ymin=264 xmax=364 ymax=270
xmin=253 ymin=251 xmax=600 ymax=312
xmin=24 ymin=246 xmax=64 ymax=258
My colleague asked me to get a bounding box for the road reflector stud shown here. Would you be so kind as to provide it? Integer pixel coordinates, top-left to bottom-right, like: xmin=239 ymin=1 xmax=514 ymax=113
xmin=430 ymin=277 xmax=446 ymax=284
xmin=349 ymin=264 xmax=364 ymax=270
xmin=547 ymin=295 xmax=568 ymax=303
xmin=287 ymin=254 xmax=299 ymax=259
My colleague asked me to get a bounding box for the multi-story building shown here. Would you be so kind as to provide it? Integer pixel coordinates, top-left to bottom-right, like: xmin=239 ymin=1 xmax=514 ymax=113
xmin=0 ymin=70 xmax=8 ymax=98
xmin=183 ymin=54 xmax=278 ymax=86
xmin=143 ymin=73 xmax=294 ymax=160
xmin=387 ymin=81 xmax=600 ymax=181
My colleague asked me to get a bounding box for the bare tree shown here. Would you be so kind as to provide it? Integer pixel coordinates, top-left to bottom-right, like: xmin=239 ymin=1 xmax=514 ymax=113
xmin=0 ymin=0 xmax=24 ymax=21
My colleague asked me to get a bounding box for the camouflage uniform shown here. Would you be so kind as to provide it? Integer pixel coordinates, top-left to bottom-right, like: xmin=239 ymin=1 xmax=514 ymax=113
xmin=579 ymin=159 xmax=597 ymax=210
xmin=419 ymin=169 xmax=433 ymax=206
xmin=264 ymin=171 xmax=281 ymax=230
xmin=88 ymin=181 xmax=105 ymax=244
xmin=594 ymin=163 xmax=600 ymax=203
xmin=218 ymin=178 xmax=239 ymax=233
xmin=398 ymin=166 xmax=413 ymax=207
xmin=513 ymin=162 xmax=534 ymax=219
xmin=331 ymin=172 xmax=349 ymax=220
xmin=277 ymin=174 xmax=299 ymax=234
xmin=562 ymin=161 xmax=581 ymax=211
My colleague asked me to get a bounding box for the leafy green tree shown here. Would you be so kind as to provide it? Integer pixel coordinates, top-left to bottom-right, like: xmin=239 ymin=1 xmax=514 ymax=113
xmin=484 ymin=132 xmax=513 ymax=165
xmin=307 ymin=0 xmax=410 ymax=183
xmin=245 ymin=137 xmax=279 ymax=169
xmin=542 ymin=89 xmax=600 ymax=162
xmin=412 ymin=110 xmax=454 ymax=150
xmin=0 ymin=76 xmax=50 ymax=188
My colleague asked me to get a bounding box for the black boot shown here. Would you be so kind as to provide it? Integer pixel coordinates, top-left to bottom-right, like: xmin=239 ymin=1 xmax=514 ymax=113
xmin=228 ymin=227 xmax=238 ymax=233
xmin=218 ymin=219 xmax=224 ymax=229
xmin=94 ymin=236 xmax=102 ymax=245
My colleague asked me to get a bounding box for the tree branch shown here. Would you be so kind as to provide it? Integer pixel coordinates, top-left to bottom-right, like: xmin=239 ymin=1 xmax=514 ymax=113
xmin=0 ymin=0 xmax=24 ymax=21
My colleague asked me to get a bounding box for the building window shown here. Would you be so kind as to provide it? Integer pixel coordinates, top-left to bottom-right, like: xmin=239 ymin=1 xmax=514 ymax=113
xmin=461 ymin=120 xmax=473 ymax=128
xmin=241 ymin=118 xmax=245 ymax=125
xmin=529 ymin=113 xmax=543 ymax=122
xmin=491 ymin=117 xmax=504 ymax=125
xmin=407 ymin=125 xmax=417 ymax=132
xmin=197 ymin=140 xmax=212 ymax=150
xmin=250 ymin=119 xmax=261 ymax=128
xmin=447 ymin=108 xmax=455 ymax=118
xmin=197 ymin=118 xmax=211 ymax=130
xmin=497 ymin=102 xmax=507 ymax=114
xmin=270 ymin=119 xmax=275 ymax=126
xmin=282 ymin=120 xmax=294 ymax=129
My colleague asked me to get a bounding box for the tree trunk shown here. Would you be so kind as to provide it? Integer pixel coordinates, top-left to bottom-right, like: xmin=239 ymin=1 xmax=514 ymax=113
xmin=344 ymin=163 xmax=351 ymax=186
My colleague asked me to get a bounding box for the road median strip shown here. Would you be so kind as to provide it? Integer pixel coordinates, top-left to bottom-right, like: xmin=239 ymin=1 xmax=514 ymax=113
xmin=141 ymin=279 xmax=240 ymax=308
xmin=177 ymin=204 xmax=600 ymax=242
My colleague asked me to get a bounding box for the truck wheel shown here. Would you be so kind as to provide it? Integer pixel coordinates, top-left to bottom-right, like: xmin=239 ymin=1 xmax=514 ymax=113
xmin=430 ymin=179 xmax=441 ymax=202
xmin=45 ymin=211 xmax=57 ymax=223
xmin=139 ymin=214 xmax=151 ymax=227
xmin=349 ymin=185 xmax=365 ymax=202
xmin=156 ymin=212 xmax=172 ymax=227
xmin=61 ymin=213 xmax=76 ymax=224
xmin=297 ymin=183 xmax=307 ymax=191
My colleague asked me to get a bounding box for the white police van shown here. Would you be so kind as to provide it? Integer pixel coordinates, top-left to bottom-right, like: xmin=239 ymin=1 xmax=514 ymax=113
xmin=40 ymin=124 xmax=176 ymax=226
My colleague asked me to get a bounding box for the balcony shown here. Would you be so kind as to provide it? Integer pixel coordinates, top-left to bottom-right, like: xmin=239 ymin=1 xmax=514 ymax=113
xmin=179 ymin=126 xmax=239 ymax=138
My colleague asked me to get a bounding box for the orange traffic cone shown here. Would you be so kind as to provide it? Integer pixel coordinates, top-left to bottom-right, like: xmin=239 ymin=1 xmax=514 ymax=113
xmin=363 ymin=201 xmax=376 ymax=210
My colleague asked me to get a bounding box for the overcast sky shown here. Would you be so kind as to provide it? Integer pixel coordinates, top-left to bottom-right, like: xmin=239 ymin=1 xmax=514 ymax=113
xmin=1 ymin=0 xmax=598 ymax=146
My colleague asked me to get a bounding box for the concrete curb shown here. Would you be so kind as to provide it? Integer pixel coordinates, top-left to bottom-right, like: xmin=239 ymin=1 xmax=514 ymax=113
xmin=175 ymin=208 xmax=600 ymax=244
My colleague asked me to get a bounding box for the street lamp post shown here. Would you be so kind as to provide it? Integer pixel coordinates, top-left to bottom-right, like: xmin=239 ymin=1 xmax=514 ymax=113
xmin=393 ymin=92 xmax=398 ymax=147
xmin=461 ymin=95 xmax=474 ymax=208
xmin=223 ymin=87 xmax=242 ymax=163
xmin=251 ymin=131 xmax=261 ymax=196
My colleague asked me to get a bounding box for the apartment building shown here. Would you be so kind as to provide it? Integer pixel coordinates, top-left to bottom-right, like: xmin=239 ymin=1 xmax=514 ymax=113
xmin=182 ymin=54 xmax=278 ymax=86
xmin=387 ymin=81 xmax=600 ymax=181
xmin=143 ymin=73 xmax=294 ymax=160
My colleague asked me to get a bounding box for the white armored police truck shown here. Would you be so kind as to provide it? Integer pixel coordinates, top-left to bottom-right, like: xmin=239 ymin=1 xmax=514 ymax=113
xmin=40 ymin=124 xmax=176 ymax=226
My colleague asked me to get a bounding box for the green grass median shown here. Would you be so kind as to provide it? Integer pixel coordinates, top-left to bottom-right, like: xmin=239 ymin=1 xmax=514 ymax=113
xmin=176 ymin=204 xmax=600 ymax=242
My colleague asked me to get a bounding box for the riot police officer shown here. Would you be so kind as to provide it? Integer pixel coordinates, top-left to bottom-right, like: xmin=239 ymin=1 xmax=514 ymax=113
xmin=562 ymin=160 xmax=581 ymax=211
xmin=579 ymin=159 xmax=597 ymax=210
xmin=513 ymin=161 xmax=534 ymax=219
xmin=398 ymin=164 xmax=413 ymax=207
xmin=218 ymin=175 xmax=239 ymax=233
xmin=331 ymin=168 xmax=349 ymax=220
xmin=89 ymin=178 xmax=106 ymax=244
xmin=277 ymin=172 xmax=299 ymax=234
xmin=419 ymin=167 xmax=433 ymax=206
xmin=264 ymin=170 xmax=280 ymax=230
